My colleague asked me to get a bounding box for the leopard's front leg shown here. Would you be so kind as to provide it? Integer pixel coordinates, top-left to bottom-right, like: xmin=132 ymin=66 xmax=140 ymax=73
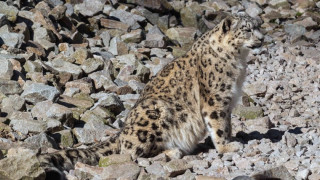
xmin=201 ymin=95 xmax=241 ymax=153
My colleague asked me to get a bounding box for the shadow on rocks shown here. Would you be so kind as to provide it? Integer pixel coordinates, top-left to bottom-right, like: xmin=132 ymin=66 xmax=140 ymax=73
xmin=192 ymin=127 xmax=303 ymax=154
xmin=236 ymin=127 xmax=303 ymax=144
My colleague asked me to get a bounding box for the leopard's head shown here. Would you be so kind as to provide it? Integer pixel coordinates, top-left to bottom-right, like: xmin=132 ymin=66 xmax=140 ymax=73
xmin=212 ymin=15 xmax=263 ymax=49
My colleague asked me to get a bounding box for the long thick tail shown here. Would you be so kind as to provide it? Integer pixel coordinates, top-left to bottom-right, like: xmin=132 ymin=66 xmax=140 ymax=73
xmin=37 ymin=136 xmax=120 ymax=178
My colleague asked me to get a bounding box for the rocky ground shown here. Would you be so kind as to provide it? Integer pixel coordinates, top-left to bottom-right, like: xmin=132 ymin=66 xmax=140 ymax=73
xmin=0 ymin=0 xmax=319 ymax=179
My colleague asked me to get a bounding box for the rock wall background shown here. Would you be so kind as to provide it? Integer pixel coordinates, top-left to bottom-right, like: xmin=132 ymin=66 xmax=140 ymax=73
xmin=0 ymin=0 xmax=319 ymax=179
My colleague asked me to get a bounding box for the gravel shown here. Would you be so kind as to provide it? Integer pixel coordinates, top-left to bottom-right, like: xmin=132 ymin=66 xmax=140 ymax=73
xmin=0 ymin=0 xmax=319 ymax=179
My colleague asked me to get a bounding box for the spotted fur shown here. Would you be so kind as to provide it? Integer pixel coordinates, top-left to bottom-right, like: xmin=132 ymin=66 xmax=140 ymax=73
xmin=38 ymin=15 xmax=262 ymax=178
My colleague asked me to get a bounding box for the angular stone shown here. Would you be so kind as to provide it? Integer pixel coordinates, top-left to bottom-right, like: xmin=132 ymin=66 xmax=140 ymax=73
xmin=74 ymin=0 xmax=107 ymax=16
xmin=243 ymin=117 xmax=271 ymax=133
xmin=81 ymin=58 xmax=104 ymax=74
xmin=32 ymin=100 xmax=74 ymax=127
xmin=284 ymin=24 xmax=306 ymax=41
xmin=89 ymin=70 xmax=118 ymax=91
xmin=109 ymin=9 xmax=145 ymax=29
xmin=74 ymin=161 xmax=140 ymax=179
xmin=0 ymin=25 xmax=24 ymax=48
xmin=100 ymin=18 xmax=129 ymax=31
xmin=143 ymin=25 xmax=166 ymax=48
xmin=294 ymin=17 xmax=317 ymax=29
xmin=80 ymin=110 xmax=108 ymax=124
xmin=108 ymin=36 xmax=128 ymax=56
xmin=244 ymin=82 xmax=267 ymax=96
xmin=125 ymin=0 xmax=172 ymax=11
xmin=146 ymin=162 xmax=168 ymax=177
xmin=99 ymin=31 xmax=111 ymax=49
xmin=52 ymin=129 xmax=75 ymax=148
xmin=0 ymin=2 xmax=18 ymax=22
xmin=33 ymin=27 xmax=56 ymax=44
xmin=165 ymin=27 xmax=197 ymax=46
xmin=269 ymin=0 xmax=290 ymax=9
xmin=9 ymin=111 xmax=46 ymax=134
xmin=24 ymin=133 xmax=58 ymax=149
xmin=180 ymin=2 xmax=202 ymax=28
xmin=233 ymin=105 xmax=264 ymax=120
xmin=23 ymin=60 xmax=42 ymax=73
xmin=45 ymin=59 xmax=83 ymax=79
xmin=73 ymin=128 xmax=106 ymax=143
xmin=72 ymin=48 xmax=93 ymax=65
xmin=0 ymin=58 xmax=13 ymax=80
xmin=246 ymin=3 xmax=263 ymax=18
xmin=252 ymin=166 xmax=294 ymax=180
xmin=65 ymin=78 xmax=94 ymax=94
xmin=282 ymin=132 xmax=297 ymax=147
xmin=21 ymin=83 xmax=60 ymax=104
xmin=0 ymin=79 xmax=22 ymax=95
xmin=1 ymin=95 xmax=25 ymax=113
xmin=121 ymin=29 xmax=142 ymax=43
xmin=163 ymin=159 xmax=193 ymax=177
xmin=99 ymin=154 xmax=132 ymax=167
xmin=0 ymin=154 xmax=45 ymax=180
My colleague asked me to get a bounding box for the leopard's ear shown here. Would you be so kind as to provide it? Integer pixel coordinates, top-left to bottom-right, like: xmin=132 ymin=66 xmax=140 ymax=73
xmin=221 ymin=17 xmax=233 ymax=34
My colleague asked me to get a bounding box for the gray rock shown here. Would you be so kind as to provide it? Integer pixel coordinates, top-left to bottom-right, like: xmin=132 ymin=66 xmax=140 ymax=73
xmin=143 ymin=25 xmax=166 ymax=48
xmin=0 ymin=25 xmax=24 ymax=48
xmin=65 ymin=78 xmax=94 ymax=94
xmin=245 ymin=3 xmax=263 ymax=18
xmin=268 ymin=0 xmax=290 ymax=8
xmin=72 ymin=48 xmax=93 ymax=65
xmin=243 ymin=117 xmax=271 ymax=133
xmin=125 ymin=0 xmax=172 ymax=11
xmin=9 ymin=111 xmax=46 ymax=134
xmin=73 ymin=128 xmax=106 ymax=143
xmin=165 ymin=27 xmax=197 ymax=46
xmin=108 ymin=36 xmax=129 ymax=56
xmin=99 ymin=31 xmax=111 ymax=48
xmin=74 ymin=0 xmax=107 ymax=17
xmin=0 ymin=2 xmax=18 ymax=22
xmin=284 ymin=24 xmax=306 ymax=42
xmin=81 ymin=58 xmax=104 ymax=74
xmin=180 ymin=2 xmax=202 ymax=28
xmin=0 ymin=153 xmax=45 ymax=180
xmin=137 ymin=158 xmax=150 ymax=167
xmin=233 ymin=176 xmax=253 ymax=180
xmin=282 ymin=132 xmax=297 ymax=147
xmin=33 ymin=27 xmax=55 ymax=44
xmin=52 ymin=129 xmax=74 ymax=148
xmin=121 ymin=29 xmax=142 ymax=43
xmin=294 ymin=17 xmax=317 ymax=29
xmin=91 ymin=93 xmax=124 ymax=114
xmin=252 ymin=166 xmax=294 ymax=180
xmin=0 ymin=58 xmax=13 ymax=80
xmin=109 ymin=9 xmax=145 ymax=29
xmin=99 ymin=154 xmax=132 ymax=167
xmin=31 ymin=100 xmax=74 ymax=127
xmin=146 ymin=162 xmax=168 ymax=177
xmin=233 ymin=105 xmax=264 ymax=119
xmin=74 ymin=161 xmax=140 ymax=179
xmin=100 ymin=18 xmax=129 ymax=31
xmin=1 ymin=95 xmax=25 ymax=113
xmin=163 ymin=159 xmax=193 ymax=177
xmin=172 ymin=169 xmax=196 ymax=180
xmin=0 ymin=79 xmax=22 ymax=95
xmin=24 ymin=132 xmax=58 ymax=149
xmin=89 ymin=70 xmax=118 ymax=91
xmin=244 ymin=82 xmax=267 ymax=96
xmin=21 ymin=83 xmax=60 ymax=104
xmin=23 ymin=60 xmax=43 ymax=73
xmin=45 ymin=59 xmax=83 ymax=79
